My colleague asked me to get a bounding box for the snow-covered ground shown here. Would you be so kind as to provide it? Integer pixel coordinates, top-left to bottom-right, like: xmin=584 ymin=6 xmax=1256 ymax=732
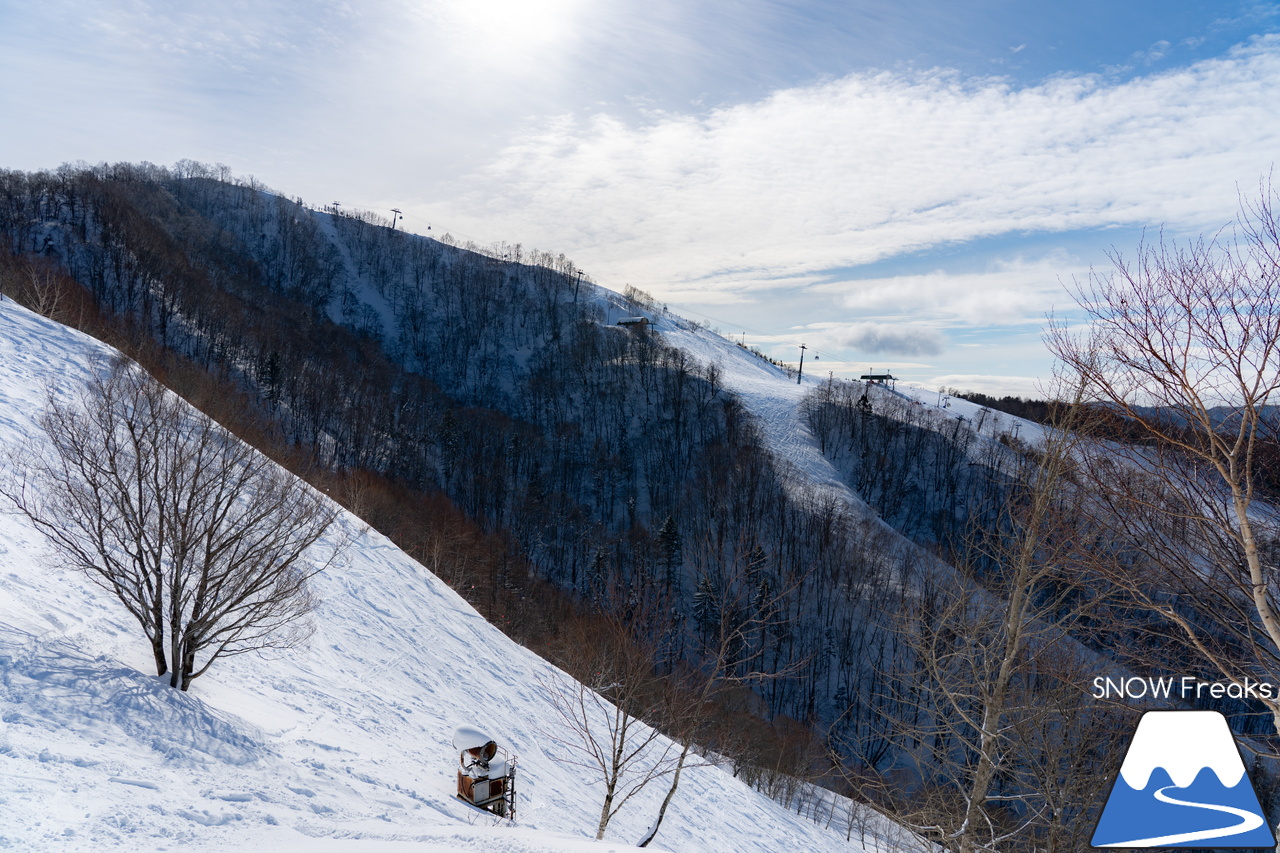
xmin=0 ymin=297 xmax=923 ymax=852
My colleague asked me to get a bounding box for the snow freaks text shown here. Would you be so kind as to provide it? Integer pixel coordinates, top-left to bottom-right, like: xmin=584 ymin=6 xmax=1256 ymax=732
xmin=1092 ymin=676 xmax=1279 ymax=701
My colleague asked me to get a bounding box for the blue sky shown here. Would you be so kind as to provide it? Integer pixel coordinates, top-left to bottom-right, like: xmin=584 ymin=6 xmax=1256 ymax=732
xmin=3 ymin=0 xmax=1279 ymax=395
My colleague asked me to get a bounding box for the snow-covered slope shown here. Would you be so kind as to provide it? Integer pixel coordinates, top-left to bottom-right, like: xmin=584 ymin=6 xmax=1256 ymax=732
xmin=652 ymin=316 xmax=852 ymax=500
xmin=0 ymin=297 xmax=918 ymax=852
xmin=610 ymin=304 xmax=1042 ymax=564
xmin=617 ymin=302 xmax=1045 ymax=499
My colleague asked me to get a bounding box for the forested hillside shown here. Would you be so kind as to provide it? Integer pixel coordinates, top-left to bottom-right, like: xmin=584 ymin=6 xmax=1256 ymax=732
xmin=0 ymin=162 xmax=898 ymax=748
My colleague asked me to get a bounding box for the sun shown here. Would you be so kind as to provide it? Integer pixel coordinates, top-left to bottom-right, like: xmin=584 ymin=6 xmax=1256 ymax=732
xmin=442 ymin=0 xmax=587 ymax=60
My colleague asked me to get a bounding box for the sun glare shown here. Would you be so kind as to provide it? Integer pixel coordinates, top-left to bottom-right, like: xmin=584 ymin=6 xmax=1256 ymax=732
xmin=446 ymin=0 xmax=586 ymax=57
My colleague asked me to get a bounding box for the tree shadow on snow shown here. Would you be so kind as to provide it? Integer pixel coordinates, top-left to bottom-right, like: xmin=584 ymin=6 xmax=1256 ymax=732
xmin=0 ymin=625 xmax=265 ymax=766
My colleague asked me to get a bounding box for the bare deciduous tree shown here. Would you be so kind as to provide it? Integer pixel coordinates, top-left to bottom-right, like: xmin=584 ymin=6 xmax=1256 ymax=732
xmin=0 ymin=257 xmax=82 ymax=326
xmin=1048 ymin=181 xmax=1280 ymax=741
xmin=539 ymin=542 xmax=807 ymax=846
xmin=2 ymin=356 xmax=345 ymax=690
xmin=636 ymin=545 xmax=807 ymax=848
xmin=539 ymin=612 xmax=682 ymax=841
xmin=838 ymin=395 xmax=1120 ymax=853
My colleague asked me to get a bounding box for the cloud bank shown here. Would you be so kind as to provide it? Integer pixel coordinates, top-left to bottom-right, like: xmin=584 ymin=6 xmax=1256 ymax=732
xmin=817 ymin=252 xmax=1091 ymax=327
xmin=428 ymin=35 xmax=1280 ymax=299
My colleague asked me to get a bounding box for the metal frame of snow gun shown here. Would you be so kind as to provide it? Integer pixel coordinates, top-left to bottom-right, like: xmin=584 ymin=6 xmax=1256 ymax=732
xmin=452 ymin=724 xmax=517 ymax=820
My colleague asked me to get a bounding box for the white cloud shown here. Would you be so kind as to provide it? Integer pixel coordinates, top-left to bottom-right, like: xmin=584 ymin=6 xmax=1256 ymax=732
xmin=1133 ymin=39 xmax=1172 ymax=64
xmin=817 ymin=252 xmax=1090 ymax=326
xmin=425 ymin=35 xmax=1280 ymax=302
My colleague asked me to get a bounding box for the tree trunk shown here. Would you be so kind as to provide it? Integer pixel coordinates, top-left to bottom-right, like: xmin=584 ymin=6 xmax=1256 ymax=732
xmin=638 ymin=740 xmax=691 ymax=847
xmin=151 ymin=636 xmax=167 ymax=676
xmin=169 ymin=632 xmax=183 ymax=689
xmin=596 ymin=787 xmax=614 ymax=840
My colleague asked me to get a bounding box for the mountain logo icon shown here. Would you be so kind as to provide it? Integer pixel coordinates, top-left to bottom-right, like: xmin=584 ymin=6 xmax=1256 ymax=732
xmin=1092 ymin=710 xmax=1276 ymax=848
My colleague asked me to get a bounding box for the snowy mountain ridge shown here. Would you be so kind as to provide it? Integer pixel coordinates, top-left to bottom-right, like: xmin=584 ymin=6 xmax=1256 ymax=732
xmin=0 ymin=296 xmax=918 ymax=851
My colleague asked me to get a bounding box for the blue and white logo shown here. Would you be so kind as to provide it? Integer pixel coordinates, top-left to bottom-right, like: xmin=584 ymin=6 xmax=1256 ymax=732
xmin=1092 ymin=710 xmax=1275 ymax=848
